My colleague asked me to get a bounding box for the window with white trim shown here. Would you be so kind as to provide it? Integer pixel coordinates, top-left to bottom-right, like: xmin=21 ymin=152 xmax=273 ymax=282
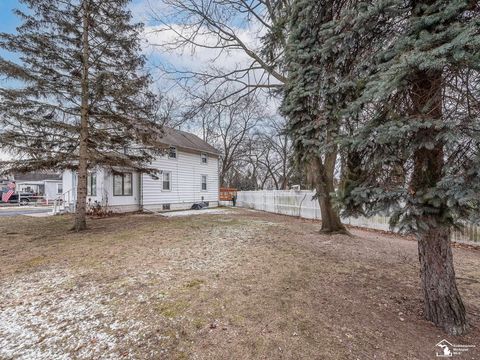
xmin=57 ymin=183 xmax=63 ymax=194
xmin=87 ymin=172 xmax=97 ymax=196
xmin=168 ymin=147 xmax=177 ymax=159
xmin=113 ymin=172 xmax=132 ymax=196
xmin=201 ymin=153 xmax=208 ymax=164
xmin=162 ymin=171 xmax=171 ymax=191
xmin=201 ymin=175 xmax=207 ymax=191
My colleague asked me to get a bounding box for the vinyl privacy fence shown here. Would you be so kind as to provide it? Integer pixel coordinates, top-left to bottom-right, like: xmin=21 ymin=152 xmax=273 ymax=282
xmin=236 ymin=190 xmax=480 ymax=244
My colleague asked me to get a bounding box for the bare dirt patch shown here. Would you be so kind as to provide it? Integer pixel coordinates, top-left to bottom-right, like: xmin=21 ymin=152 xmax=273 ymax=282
xmin=0 ymin=209 xmax=479 ymax=359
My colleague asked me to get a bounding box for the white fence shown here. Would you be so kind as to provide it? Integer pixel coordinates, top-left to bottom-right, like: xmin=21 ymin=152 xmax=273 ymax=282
xmin=236 ymin=190 xmax=480 ymax=244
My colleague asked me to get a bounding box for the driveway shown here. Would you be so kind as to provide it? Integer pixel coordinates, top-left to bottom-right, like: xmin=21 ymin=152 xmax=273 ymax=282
xmin=0 ymin=207 xmax=52 ymax=217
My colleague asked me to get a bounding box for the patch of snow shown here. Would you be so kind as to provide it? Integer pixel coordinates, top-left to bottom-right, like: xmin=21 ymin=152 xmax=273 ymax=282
xmin=160 ymin=208 xmax=233 ymax=217
xmin=23 ymin=212 xmax=53 ymax=217
xmin=0 ymin=268 xmax=156 ymax=360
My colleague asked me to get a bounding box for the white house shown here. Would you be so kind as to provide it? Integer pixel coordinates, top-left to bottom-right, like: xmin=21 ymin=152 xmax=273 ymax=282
xmin=61 ymin=128 xmax=220 ymax=213
xmin=11 ymin=172 xmax=63 ymax=201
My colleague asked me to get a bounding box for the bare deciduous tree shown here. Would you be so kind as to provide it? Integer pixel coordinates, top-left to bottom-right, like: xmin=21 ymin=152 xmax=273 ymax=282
xmin=245 ymin=117 xmax=293 ymax=190
xmin=212 ymin=97 xmax=264 ymax=186
xmin=148 ymin=0 xmax=287 ymax=102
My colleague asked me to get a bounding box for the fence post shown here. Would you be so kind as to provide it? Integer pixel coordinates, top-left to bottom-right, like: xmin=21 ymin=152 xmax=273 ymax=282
xmin=273 ymin=190 xmax=276 ymax=213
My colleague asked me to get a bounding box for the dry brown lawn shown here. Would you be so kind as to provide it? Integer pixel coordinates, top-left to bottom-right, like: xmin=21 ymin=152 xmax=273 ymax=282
xmin=0 ymin=208 xmax=479 ymax=359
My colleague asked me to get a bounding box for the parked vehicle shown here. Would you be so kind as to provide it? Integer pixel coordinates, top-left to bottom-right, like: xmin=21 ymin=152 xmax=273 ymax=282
xmin=0 ymin=192 xmax=35 ymax=205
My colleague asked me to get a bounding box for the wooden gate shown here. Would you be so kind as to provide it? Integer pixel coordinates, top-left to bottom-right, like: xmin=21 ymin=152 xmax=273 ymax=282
xmin=219 ymin=187 xmax=237 ymax=201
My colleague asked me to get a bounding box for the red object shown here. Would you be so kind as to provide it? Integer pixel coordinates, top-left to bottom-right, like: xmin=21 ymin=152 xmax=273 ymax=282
xmin=219 ymin=187 xmax=237 ymax=201
xmin=2 ymin=182 xmax=15 ymax=202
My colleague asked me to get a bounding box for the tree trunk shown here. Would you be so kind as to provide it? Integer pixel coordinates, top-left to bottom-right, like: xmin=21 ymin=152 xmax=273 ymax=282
xmin=410 ymin=66 xmax=468 ymax=334
xmin=317 ymin=192 xmax=344 ymax=233
xmin=417 ymin=223 xmax=467 ymax=335
xmin=313 ymin=150 xmax=347 ymax=234
xmin=74 ymin=0 xmax=90 ymax=232
xmin=220 ymin=166 xmax=227 ymax=188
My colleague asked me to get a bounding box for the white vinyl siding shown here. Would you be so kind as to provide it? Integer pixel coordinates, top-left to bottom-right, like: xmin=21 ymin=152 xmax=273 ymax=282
xmin=142 ymin=150 xmax=219 ymax=207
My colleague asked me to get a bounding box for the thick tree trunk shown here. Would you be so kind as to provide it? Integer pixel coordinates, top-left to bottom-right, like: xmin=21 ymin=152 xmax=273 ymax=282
xmin=313 ymin=150 xmax=347 ymax=234
xmin=417 ymin=223 xmax=468 ymax=335
xmin=410 ymin=66 xmax=468 ymax=334
xmin=317 ymin=193 xmax=344 ymax=233
xmin=74 ymin=0 xmax=90 ymax=232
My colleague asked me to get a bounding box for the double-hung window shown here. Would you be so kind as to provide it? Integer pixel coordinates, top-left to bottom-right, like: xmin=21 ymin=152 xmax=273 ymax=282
xmin=168 ymin=147 xmax=177 ymax=159
xmin=162 ymin=171 xmax=171 ymax=191
xmin=113 ymin=172 xmax=132 ymax=196
xmin=201 ymin=175 xmax=207 ymax=191
xmin=201 ymin=153 xmax=208 ymax=164
xmin=87 ymin=173 xmax=97 ymax=196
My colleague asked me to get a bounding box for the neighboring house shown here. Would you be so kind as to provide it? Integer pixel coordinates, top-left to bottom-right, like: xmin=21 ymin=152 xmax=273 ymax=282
xmin=11 ymin=172 xmax=63 ymax=201
xmin=62 ymin=128 xmax=220 ymax=213
xmin=0 ymin=177 xmax=9 ymax=190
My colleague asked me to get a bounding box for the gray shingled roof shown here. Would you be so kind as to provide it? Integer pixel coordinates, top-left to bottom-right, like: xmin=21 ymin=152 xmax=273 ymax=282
xmin=159 ymin=128 xmax=220 ymax=156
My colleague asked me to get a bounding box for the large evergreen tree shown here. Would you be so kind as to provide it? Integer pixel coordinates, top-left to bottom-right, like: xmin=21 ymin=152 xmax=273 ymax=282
xmin=340 ymin=0 xmax=480 ymax=334
xmin=0 ymin=0 xmax=162 ymax=231
xmin=282 ymin=0 xmax=348 ymax=233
